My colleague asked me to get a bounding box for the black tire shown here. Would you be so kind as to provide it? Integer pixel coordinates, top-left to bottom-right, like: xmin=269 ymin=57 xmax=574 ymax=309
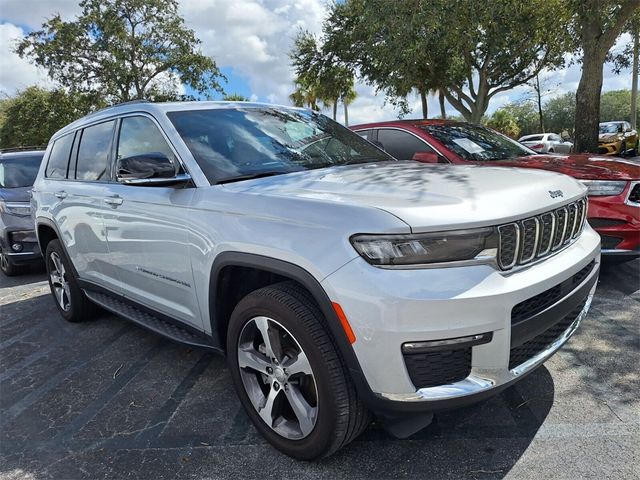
xmin=620 ymin=141 xmax=626 ymax=156
xmin=548 ymin=148 xmax=554 ymax=153
xmin=227 ymin=281 xmax=370 ymax=460
xmin=45 ymin=239 xmax=98 ymax=322
xmin=0 ymin=252 xmax=22 ymax=276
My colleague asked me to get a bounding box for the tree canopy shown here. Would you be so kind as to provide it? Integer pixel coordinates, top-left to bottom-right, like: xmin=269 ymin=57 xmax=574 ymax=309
xmin=0 ymin=86 xmax=102 ymax=148
xmin=16 ymin=0 xmax=225 ymax=103
xmin=319 ymin=0 xmax=571 ymax=123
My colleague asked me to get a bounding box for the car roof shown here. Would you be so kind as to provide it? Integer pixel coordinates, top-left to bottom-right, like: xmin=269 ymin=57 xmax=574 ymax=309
xmin=0 ymin=150 xmax=46 ymax=160
xmin=52 ymin=100 xmax=309 ymax=141
xmin=351 ymin=118 xmax=470 ymax=130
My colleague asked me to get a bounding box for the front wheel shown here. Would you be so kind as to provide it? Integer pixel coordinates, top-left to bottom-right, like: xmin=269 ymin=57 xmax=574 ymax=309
xmin=227 ymin=282 xmax=370 ymax=459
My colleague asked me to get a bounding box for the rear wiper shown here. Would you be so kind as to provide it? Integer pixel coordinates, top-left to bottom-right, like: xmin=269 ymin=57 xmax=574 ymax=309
xmin=215 ymin=171 xmax=293 ymax=184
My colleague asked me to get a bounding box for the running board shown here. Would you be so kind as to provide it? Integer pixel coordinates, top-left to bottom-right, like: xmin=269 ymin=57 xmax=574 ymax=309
xmin=84 ymin=290 xmax=219 ymax=352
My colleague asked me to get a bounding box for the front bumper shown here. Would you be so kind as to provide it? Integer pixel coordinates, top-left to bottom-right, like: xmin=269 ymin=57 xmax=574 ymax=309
xmin=322 ymin=224 xmax=600 ymax=412
xmin=597 ymin=140 xmax=622 ymax=155
xmin=588 ymin=184 xmax=640 ymax=255
xmin=0 ymin=227 xmax=42 ymax=265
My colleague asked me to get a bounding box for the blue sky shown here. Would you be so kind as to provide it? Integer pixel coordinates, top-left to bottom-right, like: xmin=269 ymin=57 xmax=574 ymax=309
xmin=0 ymin=0 xmax=634 ymax=124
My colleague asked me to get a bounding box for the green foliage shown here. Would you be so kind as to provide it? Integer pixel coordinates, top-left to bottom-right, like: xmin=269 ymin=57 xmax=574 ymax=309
xmin=486 ymin=109 xmax=521 ymax=138
xmin=543 ymin=92 xmax=576 ymax=137
xmin=223 ymin=93 xmax=250 ymax=102
xmin=321 ymin=0 xmax=571 ymax=122
xmin=600 ymin=89 xmax=639 ymax=122
xmin=16 ymin=0 xmax=224 ymax=103
xmin=0 ymin=86 xmax=103 ymax=148
xmin=289 ymin=31 xmax=357 ymax=121
xmin=493 ymin=102 xmax=540 ymax=136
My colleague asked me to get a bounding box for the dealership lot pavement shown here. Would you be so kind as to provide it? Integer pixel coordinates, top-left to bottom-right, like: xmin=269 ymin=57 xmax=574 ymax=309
xmin=0 ymin=260 xmax=638 ymax=479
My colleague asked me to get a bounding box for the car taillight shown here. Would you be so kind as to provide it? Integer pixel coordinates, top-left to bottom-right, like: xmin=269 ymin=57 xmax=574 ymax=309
xmin=531 ymin=143 xmax=544 ymax=149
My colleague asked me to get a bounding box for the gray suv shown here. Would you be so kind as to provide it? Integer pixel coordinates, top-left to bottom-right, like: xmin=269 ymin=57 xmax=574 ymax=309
xmin=0 ymin=149 xmax=45 ymax=275
xmin=32 ymin=101 xmax=600 ymax=459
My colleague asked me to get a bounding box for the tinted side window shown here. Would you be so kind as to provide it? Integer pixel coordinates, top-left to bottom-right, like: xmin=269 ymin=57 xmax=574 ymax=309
xmin=46 ymin=133 xmax=75 ymax=179
xmin=75 ymin=121 xmax=115 ymax=181
xmin=355 ymin=129 xmax=371 ymax=140
xmin=117 ymin=116 xmax=178 ymax=165
xmin=377 ymin=129 xmax=434 ymax=160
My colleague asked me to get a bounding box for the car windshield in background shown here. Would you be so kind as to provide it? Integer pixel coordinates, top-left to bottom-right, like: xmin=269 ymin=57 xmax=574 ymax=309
xmin=168 ymin=107 xmax=393 ymax=184
xmin=0 ymin=154 xmax=44 ymax=188
xmin=599 ymin=124 xmax=620 ymax=134
xmin=421 ymin=123 xmax=536 ymax=161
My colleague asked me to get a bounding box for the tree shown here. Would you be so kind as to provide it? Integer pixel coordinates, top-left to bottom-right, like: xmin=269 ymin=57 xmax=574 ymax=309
xmin=600 ymin=90 xmax=639 ymax=122
xmin=493 ymin=102 xmax=540 ymax=136
xmin=290 ymin=31 xmax=357 ymax=122
xmin=610 ymin=12 xmax=640 ymax=129
xmin=223 ymin=93 xmax=250 ymax=101
xmin=16 ymin=0 xmax=224 ymax=103
xmin=545 ymin=92 xmax=577 ymax=137
xmin=289 ymin=82 xmax=320 ymax=111
xmin=0 ymin=86 xmax=103 ymax=148
xmin=322 ymin=0 xmax=571 ymax=123
xmin=569 ymin=0 xmax=640 ymax=152
xmin=486 ymin=109 xmax=521 ymax=138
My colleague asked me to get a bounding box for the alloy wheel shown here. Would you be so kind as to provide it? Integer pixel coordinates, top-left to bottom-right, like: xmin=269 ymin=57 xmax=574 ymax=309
xmin=49 ymin=251 xmax=71 ymax=311
xmin=237 ymin=316 xmax=318 ymax=440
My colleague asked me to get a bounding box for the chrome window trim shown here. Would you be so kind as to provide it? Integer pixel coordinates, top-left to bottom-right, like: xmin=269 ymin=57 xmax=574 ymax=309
xmin=355 ymin=126 xmax=451 ymax=161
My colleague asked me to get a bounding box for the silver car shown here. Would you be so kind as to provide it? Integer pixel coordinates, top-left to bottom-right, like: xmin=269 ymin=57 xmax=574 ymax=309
xmin=519 ymin=133 xmax=573 ymax=153
xmin=32 ymin=101 xmax=600 ymax=459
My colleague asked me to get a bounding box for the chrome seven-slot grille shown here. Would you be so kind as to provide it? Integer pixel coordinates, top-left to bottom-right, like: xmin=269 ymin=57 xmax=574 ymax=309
xmin=497 ymin=197 xmax=588 ymax=270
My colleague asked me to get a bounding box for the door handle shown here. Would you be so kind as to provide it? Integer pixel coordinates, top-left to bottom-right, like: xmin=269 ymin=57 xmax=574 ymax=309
xmin=103 ymin=196 xmax=123 ymax=206
xmin=54 ymin=191 xmax=67 ymax=199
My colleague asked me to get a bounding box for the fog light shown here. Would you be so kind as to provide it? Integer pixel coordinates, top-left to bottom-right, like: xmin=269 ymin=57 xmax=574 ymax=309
xmin=11 ymin=243 xmax=23 ymax=252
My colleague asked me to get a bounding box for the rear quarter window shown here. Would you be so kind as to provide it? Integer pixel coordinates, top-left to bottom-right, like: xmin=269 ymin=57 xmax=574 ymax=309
xmin=75 ymin=121 xmax=115 ymax=181
xmin=46 ymin=133 xmax=75 ymax=179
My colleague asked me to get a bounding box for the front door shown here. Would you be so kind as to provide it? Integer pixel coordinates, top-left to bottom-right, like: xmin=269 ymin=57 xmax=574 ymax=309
xmin=102 ymin=114 xmax=202 ymax=329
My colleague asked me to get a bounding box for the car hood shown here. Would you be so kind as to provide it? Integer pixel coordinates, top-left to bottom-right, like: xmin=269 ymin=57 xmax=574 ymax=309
xmin=223 ymin=162 xmax=586 ymax=232
xmin=484 ymin=153 xmax=639 ymax=181
xmin=0 ymin=186 xmax=32 ymax=202
xmin=598 ymin=133 xmax=620 ymax=143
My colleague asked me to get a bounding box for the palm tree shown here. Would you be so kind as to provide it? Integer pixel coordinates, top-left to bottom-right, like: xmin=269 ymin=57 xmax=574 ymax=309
xmin=341 ymin=83 xmax=357 ymax=126
xmin=289 ymin=82 xmax=320 ymax=110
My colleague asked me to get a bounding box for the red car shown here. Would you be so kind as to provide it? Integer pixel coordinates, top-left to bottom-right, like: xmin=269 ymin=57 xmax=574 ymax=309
xmin=352 ymin=120 xmax=640 ymax=259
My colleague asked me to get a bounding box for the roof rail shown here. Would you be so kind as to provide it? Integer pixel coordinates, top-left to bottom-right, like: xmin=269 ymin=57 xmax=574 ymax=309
xmin=0 ymin=145 xmax=47 ymax=153
xmin=80 ymin=99 xmax=152 ymax=121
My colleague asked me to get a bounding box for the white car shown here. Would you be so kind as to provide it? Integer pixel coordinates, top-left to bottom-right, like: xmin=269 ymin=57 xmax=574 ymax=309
xmin=519 ymin=133 xmax=573 ymax=153
xmin=32 ymin=101 xmax=600 ymax=459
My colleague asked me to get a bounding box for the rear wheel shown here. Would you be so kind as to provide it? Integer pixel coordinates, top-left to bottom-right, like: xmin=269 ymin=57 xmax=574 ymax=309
xmin=45 ymin=239 xmax=98 ymax=322
xmin=620 ymin=141 xmax=626 ymax=156
xmin=227 ymin=282 xmax=370 ymax=459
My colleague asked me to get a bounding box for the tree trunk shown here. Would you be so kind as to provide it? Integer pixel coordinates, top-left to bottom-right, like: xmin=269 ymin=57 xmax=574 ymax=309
xmin=438 ymin=91 xmax=446 ymax=119
xmin=632 ymin=28 xmax=639 ymax=130
xmin=536 ymin=75 xmax=544 ymax=133
xmin=332 ymin=100 xmax=337 ymax=120
xmin=420 ymin=89 xmax=428 ymax=119
xmin=343 ymin=101 xmax=349 ymax=126
xmin=574 ymin=46 xmax=605 ymax=153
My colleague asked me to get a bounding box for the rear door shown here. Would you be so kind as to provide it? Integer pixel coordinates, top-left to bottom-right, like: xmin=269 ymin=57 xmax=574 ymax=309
xmin=101 ymin=114 xmax=202 ymax=329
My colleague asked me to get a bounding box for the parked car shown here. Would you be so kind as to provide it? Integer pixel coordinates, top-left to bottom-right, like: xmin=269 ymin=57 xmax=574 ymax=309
xmin=352 ymin=120 xmax=640 ymax=260
xmin=598 ymin=121 xmax=638 ymax=156
xmin=0 ymin=148 xmax=45 ymax=275
xmin=32 ymin=101 xmax=600 ymax=459
xmin=518 ymin=133 xmax=573 ymax=153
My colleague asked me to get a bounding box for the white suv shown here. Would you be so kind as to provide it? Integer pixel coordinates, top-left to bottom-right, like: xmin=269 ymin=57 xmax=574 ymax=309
xmin=32 ymin=101 xmax=600 ymax=459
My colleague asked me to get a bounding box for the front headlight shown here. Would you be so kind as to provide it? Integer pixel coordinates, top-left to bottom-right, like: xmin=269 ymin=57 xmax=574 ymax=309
xmin=350 ymin=227 xmax=498 ymax=266
xmin=0 ymin=200 xmax=31 ymax=216
xmin=579 ymin=180 xmax=626 ymax=197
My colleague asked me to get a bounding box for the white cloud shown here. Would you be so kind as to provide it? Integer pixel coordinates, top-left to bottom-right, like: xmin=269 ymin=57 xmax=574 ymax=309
xmin=0 ymin=23 xmax=53 ymax=94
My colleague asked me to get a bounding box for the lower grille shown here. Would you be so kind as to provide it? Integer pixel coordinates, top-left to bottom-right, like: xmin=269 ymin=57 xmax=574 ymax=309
xmin=403 ymin=348 xmax=471 ymax=388
xmin=511 ymin=261 xmax=595 ymax=324
xmin=509 ymin=299 xmax=586 ymax=370
xmin=600 ymin=235 xmax=623 ymax=249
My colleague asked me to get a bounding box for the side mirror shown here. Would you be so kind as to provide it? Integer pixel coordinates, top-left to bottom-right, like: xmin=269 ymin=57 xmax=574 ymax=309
xmin=412 ymin=151 xmax=440 ymax=163
xmin=117 ymin=152 xmax=191 ymax=186
xmin=626 ymin=127 xmax=633 ymax=133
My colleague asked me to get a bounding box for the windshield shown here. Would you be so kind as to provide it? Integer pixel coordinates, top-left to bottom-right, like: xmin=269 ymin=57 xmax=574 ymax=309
xmin=0 ymin=154 xmax=43 ymax=188
xmin=599 ymin=123 xmax=621 ymax=134
xmin=420 ymin=123 xmax=536 ymax=161
xmin=167 ymin=107 xmax=393 ymax=183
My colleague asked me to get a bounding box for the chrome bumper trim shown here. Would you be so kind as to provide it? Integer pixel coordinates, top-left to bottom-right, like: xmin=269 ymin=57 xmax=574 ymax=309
xmin=376 ymin=292 xmax=594 ymax=403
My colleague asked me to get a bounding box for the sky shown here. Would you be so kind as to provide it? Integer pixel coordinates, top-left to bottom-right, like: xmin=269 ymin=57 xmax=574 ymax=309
xmin=0 ymin=0 xmax=634 ymax=125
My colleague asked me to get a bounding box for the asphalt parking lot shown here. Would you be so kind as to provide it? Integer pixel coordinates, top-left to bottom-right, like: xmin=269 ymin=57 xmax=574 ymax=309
xmin=0 ymin=259 xmax=638 ymax=479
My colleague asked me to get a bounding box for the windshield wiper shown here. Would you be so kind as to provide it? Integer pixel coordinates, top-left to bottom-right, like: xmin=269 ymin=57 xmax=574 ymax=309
xmin=343 ymin=156 xmax=386 ymax=165
xmin=215 ymin=171 xmax=294 ymax=184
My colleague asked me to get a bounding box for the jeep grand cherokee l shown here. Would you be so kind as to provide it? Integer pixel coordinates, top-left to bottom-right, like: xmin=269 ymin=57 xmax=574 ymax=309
xmin=32 ymin=101 xmax=600 ymax=460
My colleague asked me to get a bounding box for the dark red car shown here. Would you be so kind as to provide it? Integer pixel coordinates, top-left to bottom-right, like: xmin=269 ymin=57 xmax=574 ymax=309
xmin=352 ymin=120 xmax=640 ymax=259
